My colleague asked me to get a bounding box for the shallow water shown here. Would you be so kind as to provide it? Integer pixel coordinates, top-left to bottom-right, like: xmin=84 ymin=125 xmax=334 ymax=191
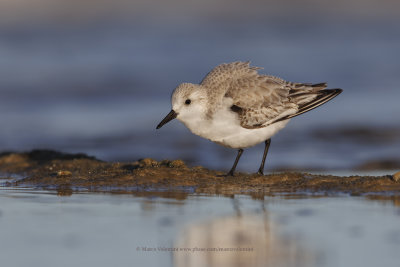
xmin=1 ymin=17 xmax=400 ymax=171
xmin=1 ymin=186 xmax=399 ymax=267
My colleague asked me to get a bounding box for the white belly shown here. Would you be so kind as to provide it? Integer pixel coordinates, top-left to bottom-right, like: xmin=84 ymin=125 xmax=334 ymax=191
xmin=179 ymin=108 xmax=290 ymax=149
xmin=212 ymin=120 xmax=289 ymax=148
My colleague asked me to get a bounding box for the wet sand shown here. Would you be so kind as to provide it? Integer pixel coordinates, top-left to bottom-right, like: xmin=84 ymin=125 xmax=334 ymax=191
xmin=0 ymin=150 xmax=399 ymax=196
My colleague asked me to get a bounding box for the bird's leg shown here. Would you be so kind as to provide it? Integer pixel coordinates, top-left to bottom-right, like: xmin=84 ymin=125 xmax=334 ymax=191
xmin=257 ymin=139 xmax=271 ymax=175
xmin=227 ymin=149 xmax=244 ymax=176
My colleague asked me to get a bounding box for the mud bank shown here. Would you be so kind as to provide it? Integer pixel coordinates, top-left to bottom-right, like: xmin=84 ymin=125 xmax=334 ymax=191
xmin=0 ymin=150 xmax=399 ymax=196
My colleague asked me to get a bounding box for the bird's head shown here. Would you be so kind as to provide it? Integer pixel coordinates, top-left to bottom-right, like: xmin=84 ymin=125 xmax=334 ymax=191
xmin=156 ymin=83 xmax=208 ymax=129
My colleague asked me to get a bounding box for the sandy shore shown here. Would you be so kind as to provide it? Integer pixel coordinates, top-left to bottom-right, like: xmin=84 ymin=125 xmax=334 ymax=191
xmin=0 ymin=150 xmax=399 ymax=196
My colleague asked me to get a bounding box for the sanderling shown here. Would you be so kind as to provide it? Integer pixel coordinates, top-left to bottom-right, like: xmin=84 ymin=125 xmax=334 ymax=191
xmin=157 ymin=61 xmax=342 ymax=176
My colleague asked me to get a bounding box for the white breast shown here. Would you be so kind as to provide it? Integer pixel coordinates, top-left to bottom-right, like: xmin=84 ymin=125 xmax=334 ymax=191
xmin=179 ymin=107 xmax=290 ymax=149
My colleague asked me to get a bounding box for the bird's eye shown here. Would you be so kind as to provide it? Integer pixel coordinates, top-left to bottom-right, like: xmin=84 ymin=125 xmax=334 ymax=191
xmin=185 ymin=99 xmax=191 ymax=105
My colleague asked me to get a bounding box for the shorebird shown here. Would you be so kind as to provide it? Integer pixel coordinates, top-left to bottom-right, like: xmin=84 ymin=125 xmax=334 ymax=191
xmin=156 ymin=62 xmax=342 ymax=176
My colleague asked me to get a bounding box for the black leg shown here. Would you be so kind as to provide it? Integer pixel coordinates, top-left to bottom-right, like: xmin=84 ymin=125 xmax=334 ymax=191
xmin=257 ymin=139 xmax=271 ymax=175
xmin=227 ymin=149 xmax=244 ymax=176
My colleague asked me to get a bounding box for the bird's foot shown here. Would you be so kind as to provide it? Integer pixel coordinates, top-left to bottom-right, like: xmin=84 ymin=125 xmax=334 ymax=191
xmin=257 ymin=169 xmax=264 ymax=176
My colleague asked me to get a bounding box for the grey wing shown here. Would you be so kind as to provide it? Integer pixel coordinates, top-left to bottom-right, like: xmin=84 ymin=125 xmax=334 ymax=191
xmin=226 ymin=75 xmax=296 ymax=129
xmin=200 ymin=61 xmax=264 ymax=117
xmin=201 ymin=61 xmax=262 ymax=90
xmin=226 ymin=74 xmax=342 ymax=129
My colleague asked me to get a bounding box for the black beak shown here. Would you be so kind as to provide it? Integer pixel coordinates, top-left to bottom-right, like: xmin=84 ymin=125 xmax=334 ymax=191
xmin=156 ymin=110 xmax=177 ymax=129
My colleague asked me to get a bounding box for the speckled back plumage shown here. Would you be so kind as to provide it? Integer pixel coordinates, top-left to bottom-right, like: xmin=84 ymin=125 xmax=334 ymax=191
xmin=200 ymin=61 xmax=340 ymax=129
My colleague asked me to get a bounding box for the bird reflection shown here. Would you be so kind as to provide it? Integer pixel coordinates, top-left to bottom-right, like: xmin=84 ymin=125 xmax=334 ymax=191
xmin=174 ymin=197 xmax=315 ymax=267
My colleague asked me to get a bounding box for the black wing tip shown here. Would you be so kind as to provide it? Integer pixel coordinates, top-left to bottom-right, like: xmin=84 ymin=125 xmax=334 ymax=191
xmin=312 ymin=82 xmax=328 ymax=88
xmin=328 ymin=88 xmax=343 ymax=92
xmin=324 ymin=88 xmax=343 ymax=96
xmin=297 ymin=88 xmax=343 ymax=112
xmin=272 ymin=87 xmax=343 ymax=124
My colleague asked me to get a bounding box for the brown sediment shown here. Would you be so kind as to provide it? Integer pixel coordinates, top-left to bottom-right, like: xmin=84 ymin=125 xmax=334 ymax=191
xmin=0 ymin=150 xmax=399 ymax=196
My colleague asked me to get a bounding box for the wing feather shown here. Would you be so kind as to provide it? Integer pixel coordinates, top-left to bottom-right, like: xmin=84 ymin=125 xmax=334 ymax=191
xmin=200 ymin=62 xmax=342 ymax=128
